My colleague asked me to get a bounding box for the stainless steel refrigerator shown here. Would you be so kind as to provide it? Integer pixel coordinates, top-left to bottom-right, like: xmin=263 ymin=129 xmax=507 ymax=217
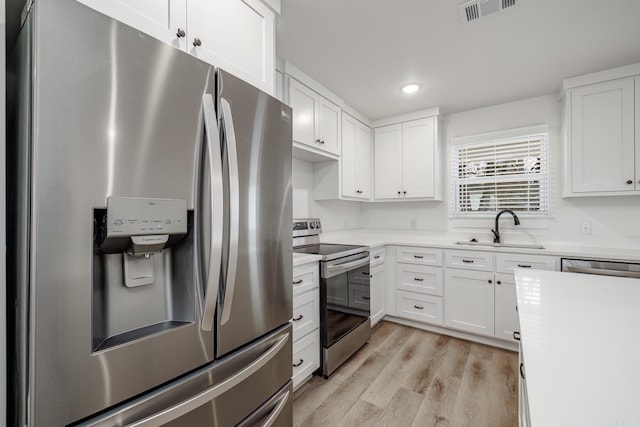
xmin=6 ymin=0 xmax=293 ymax=425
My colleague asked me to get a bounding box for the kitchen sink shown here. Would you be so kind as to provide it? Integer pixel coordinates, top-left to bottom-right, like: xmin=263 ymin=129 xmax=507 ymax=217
xmin=454 ymin=241 xmax=545 ymax=250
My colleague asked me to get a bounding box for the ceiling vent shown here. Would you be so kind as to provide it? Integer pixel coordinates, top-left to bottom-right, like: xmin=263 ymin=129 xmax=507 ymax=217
xmin=458 ymin=0 xmax=519 ymax=23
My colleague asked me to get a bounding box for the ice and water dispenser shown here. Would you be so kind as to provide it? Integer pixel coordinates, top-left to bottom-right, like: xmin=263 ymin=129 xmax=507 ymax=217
xmin=92 ymin=197 xmax=196 ymax=352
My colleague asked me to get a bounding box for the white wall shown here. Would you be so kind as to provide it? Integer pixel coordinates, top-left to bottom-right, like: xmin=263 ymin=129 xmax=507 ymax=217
xmin=296 ymin=94 xmax=640 ymax=247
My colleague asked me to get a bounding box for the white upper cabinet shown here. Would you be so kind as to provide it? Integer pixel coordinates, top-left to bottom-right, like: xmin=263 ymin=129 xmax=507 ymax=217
xmin=288 ymin=78 xmax=341 ymax=158
xmin=374 ymin=116 xmax=441 ymax=200
xmin=187 ymin=0 xmax=275 ymax=94
xmin=563 ymin=63 xmax=640 ymax=197
xmin=341 ymin=113 xmax=371 ymax=199
xmin=76 ymin=0 xmax=275 ymax=94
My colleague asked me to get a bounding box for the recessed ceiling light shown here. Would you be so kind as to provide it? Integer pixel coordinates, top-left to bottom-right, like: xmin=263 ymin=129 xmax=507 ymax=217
xmin=401 ymin=83 xmax=421 ymax=94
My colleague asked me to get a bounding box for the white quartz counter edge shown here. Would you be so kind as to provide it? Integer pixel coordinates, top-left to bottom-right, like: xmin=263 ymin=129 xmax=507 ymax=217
xmin=318 ymin=230 xmax=640 ymax=262
xmin=293 ymin=253 xmax=322 ymax=267
xmin=514 ymin=269 xmax=640 ymax=426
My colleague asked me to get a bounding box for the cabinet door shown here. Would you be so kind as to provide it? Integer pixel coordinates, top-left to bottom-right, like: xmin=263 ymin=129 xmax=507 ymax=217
xmin=374 ymin=124 xmax=402 ymax=199
xmin=341 ymin=114 xmax=358 ymax=198
xmin=494 ymin=273 xmax=520 ymax=342
xmin=570 ymin=77 xmax=635 ymax=193
xmin=289 ymin=79 xmax=318 ymax=148
xmin=370 ymin=264 xmax=385 ymax=326
xmin=76 ymin=0 xmax=188 ymax=49
xmin=356 ymin=122 xmax=372 ymax=199
xmin=401 ymin=117 xmax=435 ymax=198
xmin=444 ymin=269 xmax=494 ymax=337
xmin=187 ymin=0 xmax=275 ymax=94
xmin=317 ymin=97 xmax=341 ymax=156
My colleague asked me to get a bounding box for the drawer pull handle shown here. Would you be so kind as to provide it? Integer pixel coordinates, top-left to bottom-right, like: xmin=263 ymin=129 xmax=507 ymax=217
xmin=517 ymin=264 xmax=531 ymax=268
xmin=519 ymin=363 xmax=525 ymax=379
xmin=292 ymin=315 xmax=304 ymax=321
xmin=374 ymin=255 xmax=381 ymax=259
xmin=293 ymin=279 xmax=304 ymax=285
xmin=293 ymin=359 xmax=304 ymax=367
xmin=414 ymin=255 xmax=424 ymax=259
xmin=414 ymin=278 xmax=424 ymax=282
xmin=414 ymin=305 xmax=424 ymax=310
xmin=362 ymin=271 xmax=370 ymax=275
xmin=362 ymin=296 xmax=370 ymax=300
xmin=462 ymin=259 xmax=474 ymax=263
xmin=513 ymin=331 xmax=521 ymax=341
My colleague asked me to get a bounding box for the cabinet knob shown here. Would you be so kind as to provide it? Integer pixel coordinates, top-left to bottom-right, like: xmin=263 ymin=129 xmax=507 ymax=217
xmin=397 ymin=191 xmax=401 ymax=195
xmin=488 ymin=279 xmax=493 ymax=284
xmin=496 ymin=280 xmax=502 ymax=285
xmin=315 ymin=139 xmax=321 ymax=144
xmin=626 ymin=180 xmax=633 ymax=185
xmin=176 ymin=28 xmax=186 ymax=38
xmin=403 ymin=191 xmax=407 ymax=195
xmin=193 ymin=38 xmax=202 ymax=47
xmin=320 ymin=140 xmax=325 ymax=145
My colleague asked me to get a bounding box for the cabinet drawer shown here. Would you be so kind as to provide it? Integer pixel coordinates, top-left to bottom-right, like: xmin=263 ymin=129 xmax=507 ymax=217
xmin=293 ymin=262 xmax=319 ymax=296
xmin=445 ymin=250 xmax=494 ymax=271
xmin=292 ymin=329 xmax=320 ymax=389
xmin=397 ymin=246 xmax=443 ymax=266
xmin=370 ymin=247 xmax=385 ymax=266
xmin=495 ymin=253 xmax=557 ymax=274
xmin=396 ymin=290 xmax=443 ymax=326
xmin=292 ymin=289 xmax=319 ymax=342
xmin=397 ymin=264 xmax=443 ymax=296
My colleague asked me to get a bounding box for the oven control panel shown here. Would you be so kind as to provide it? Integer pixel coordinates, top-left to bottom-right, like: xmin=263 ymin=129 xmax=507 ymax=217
xmin=293 ymin=218 xmax=322 ymax=237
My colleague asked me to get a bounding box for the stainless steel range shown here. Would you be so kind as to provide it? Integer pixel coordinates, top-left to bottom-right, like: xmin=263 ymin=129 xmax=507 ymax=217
xmin=293 ymin=219 xmax=371 ymax=377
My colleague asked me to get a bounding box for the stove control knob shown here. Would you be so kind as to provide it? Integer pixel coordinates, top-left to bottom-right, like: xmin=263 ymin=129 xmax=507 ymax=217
xmin=310 ymin=222 xmax=315 ymax=229
xmin=316 ymin=221 xmax=321 ymax=229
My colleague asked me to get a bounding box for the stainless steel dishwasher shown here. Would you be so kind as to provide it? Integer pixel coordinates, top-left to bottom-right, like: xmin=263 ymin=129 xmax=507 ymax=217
xmin=561 ymin=258 xmax=640 ymax=278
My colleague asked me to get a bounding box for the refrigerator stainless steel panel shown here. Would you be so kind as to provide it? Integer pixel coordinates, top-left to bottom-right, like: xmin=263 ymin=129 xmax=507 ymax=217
xmin=78 ymin=324 xmax=292 ymax=427
xmin=215 ymin=70 xmax=293 ymax=357
xmin=11 ymin=1 xmax=217 ymax=425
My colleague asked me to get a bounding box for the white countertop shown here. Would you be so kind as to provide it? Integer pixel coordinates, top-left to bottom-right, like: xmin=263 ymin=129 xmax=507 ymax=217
xmin=293 ymin=252 xmax=322 ymax=267
xmin=514 ymin=269 xmax=640 ymax=427
xmin=317 ymin=229 xmax=640 ymax=261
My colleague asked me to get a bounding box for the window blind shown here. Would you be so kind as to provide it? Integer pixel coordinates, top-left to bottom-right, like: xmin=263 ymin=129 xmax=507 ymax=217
xmin=451 ymin=131 xmax=548 ymax=217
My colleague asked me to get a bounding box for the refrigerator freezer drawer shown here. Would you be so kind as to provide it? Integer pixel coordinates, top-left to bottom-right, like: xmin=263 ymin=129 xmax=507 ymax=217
xmin=80 ymin=324 xmax=292 ymax=427
xmin=236 ymin=381 xmax=293 ymax=427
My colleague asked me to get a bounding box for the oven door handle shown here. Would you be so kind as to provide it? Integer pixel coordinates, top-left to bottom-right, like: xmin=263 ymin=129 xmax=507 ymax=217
xmin=326 ymin=256 xmax=370 ymax=275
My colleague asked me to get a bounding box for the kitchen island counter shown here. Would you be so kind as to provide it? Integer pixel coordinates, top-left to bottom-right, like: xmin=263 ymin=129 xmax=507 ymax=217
xmin=514 ymin=268 xmax=640 ymax=427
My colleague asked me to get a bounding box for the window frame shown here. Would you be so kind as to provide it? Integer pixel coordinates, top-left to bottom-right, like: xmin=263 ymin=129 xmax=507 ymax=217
xmin=450 ymin=124 xmax=550 ymax=219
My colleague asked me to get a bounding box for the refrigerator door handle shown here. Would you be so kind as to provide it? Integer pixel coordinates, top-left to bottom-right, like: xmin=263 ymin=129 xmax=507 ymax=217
xmin=262 ymin=390 xmax=290 ymax=427
xmin=219 ymin=97 xmax=240 ymax=325
xmin=200 ymin=93 xmax=224 ymax=332
xmin=124 ymin=332 xmax=290 ymax=427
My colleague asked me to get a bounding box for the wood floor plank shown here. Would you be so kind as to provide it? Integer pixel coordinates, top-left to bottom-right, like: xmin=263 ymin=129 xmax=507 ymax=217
xmin=360 ymin=329 xmax=437 ymax=407
xmin=293 ymin=322 xmax=519 ymax=427
xmin=373 ymin=387 xmax=423 ymax=427
xmin=411 ymin=375 xmax=462 ymax=427
xmin=448 ymin=354 xmax=493 ymax=427
xmin=339 ymin=399 xmax=384 ymax=426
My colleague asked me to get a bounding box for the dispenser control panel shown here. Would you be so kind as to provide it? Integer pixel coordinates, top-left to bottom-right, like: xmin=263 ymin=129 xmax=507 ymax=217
xmin=106 ymin=197 xmax=187 ymax=238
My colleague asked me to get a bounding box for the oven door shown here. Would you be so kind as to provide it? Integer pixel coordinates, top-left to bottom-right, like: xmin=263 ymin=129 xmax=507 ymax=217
xmin=320 ymin=252 xmax=370 ymax=348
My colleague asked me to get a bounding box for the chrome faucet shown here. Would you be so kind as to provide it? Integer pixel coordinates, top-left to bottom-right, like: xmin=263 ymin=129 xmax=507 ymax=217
xmin=491 ymin=209 xmax=520 ymax=243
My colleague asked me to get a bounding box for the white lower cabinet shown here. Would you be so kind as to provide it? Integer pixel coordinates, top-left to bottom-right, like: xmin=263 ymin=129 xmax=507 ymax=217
xmin=370 ymin=263 xmax=385 ymax=327
xmin=444 ymin=269 xmax=495 ymax=337
xmin=396 ymin=290 xmax=443 ymax=325
xmin=494 ymin=272 xmax=520 ymax=342
xmin=292 ymin=261 xmax=320 ymax=390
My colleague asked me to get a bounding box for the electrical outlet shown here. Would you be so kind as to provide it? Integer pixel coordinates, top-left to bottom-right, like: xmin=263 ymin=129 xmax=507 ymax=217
xmin=580 ymin=221 xmax=592 ymax=235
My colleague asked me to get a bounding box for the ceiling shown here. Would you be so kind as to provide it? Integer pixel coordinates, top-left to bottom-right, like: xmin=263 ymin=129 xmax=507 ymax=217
xmin=276 ymin=0 xmax=640 ymax=120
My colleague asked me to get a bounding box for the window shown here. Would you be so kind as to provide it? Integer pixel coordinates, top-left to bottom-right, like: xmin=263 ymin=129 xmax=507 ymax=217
xmin=451 ymin=125 xmax=548 ymax=217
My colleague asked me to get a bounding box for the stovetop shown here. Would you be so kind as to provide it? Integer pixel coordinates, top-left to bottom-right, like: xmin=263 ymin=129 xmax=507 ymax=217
xmin=293 ymin=243 xmax=368 ymax=262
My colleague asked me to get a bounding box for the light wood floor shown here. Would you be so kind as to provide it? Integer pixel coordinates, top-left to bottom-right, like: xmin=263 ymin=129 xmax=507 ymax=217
xmin=293 ymin=321 xmax=518 ymax=427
